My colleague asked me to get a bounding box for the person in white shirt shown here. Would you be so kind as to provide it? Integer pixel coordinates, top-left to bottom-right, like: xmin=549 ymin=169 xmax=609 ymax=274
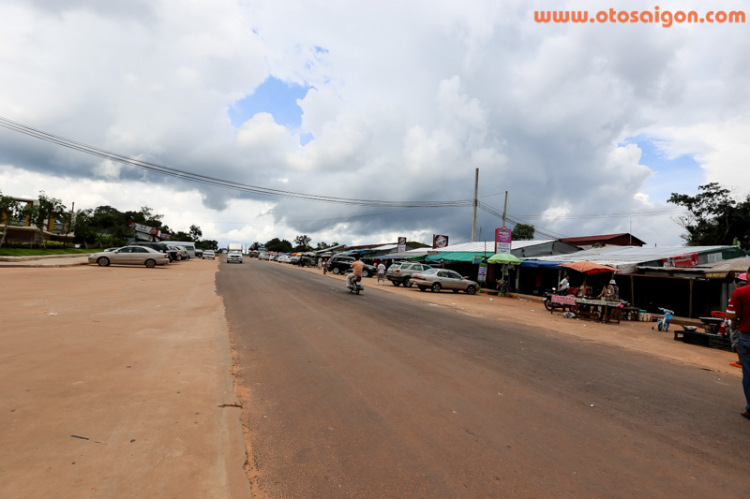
xmin=377 ymin=262 xmax=386 ymax=285
xmin=559 ymin=275 xmax=570 ymax=294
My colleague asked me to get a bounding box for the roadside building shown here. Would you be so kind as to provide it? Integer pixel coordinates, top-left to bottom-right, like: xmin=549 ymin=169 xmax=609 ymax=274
xmin=0 ymin=195 xmax=74 ymax=246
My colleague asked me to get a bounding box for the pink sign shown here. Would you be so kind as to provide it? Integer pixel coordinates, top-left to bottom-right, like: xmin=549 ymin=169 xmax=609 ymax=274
xmin=495 ymin=227 xmax=512 ymax=254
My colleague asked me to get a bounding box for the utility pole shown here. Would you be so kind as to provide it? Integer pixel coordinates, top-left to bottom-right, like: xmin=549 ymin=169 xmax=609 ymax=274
xmin=471 ymin=168 xmax=479 ymax=241
xmin=502 ymin=191 xmax=508 ymax=227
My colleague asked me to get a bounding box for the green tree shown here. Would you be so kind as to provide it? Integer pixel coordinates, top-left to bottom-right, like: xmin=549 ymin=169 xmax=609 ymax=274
xmin=668 ymin=183 xmax=750 ymax=249
xmin=72 ymin=209 xmax=97 ymax=249
xmin=294 ymin=234 xmax=312 ymax=251
xmin=512 ymin=223 xmax=535 ymax=240
xmin=265 ymin=237 xmax=293 ymax=253
xmin=91 ymin=206 xmax=128 ymax=247
xmin=196 ymin=239 xmax=219 ymax=251
xmin=189 ymin=224 xmax=203 ymax=242
xmin=23 ymin=191 xmax=66 ymax=248
xmin=249 ymin=241 xmax=261 ymax=251
xmin=0 ymin=190 xmax=22 ymax=248
xmin=173 ymin=231 xmax=191 ymax=242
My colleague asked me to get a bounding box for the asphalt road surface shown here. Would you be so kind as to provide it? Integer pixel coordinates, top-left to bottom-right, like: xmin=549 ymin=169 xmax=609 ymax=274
xmin=218 ymin=260 xmax=750 ymax=498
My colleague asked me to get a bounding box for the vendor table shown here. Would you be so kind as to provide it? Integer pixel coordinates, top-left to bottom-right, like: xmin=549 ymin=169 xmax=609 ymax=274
xmin=550 ymin=294 xmax=577 ymax=308
xmin=574 ymin=298 xmax=625 ymax=324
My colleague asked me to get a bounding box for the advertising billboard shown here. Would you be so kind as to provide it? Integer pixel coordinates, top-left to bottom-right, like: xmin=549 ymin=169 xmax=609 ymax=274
xmin=397 ymin=237 xmax=407 ymax=253
xmin=432 ymin=234 xmax=449 ymax=249
xmin=495 ymin=227 xmax=512 ymax=254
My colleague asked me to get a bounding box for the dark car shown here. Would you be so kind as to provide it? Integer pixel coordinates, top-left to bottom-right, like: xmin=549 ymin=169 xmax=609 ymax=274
xmin=130 ymin=242 xmax=179 ymax=262
xmin=326 ymin=256 xmax=376 ymax=277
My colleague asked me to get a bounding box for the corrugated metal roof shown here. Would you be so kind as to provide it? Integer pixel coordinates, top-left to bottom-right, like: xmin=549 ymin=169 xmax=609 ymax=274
xmin=427 ymin=240 xmax=556 ymax=253
xmin=527 ymin=245 xmax=739 ymax=273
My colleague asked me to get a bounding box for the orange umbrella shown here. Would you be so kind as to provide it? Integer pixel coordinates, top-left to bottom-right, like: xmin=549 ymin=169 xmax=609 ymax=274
xmin=558 ymin=260 xmax=616 ymax=275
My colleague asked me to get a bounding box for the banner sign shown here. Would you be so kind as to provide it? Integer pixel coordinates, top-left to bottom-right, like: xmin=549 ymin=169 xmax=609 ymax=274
xmin=432 ymin=234 xmax=449 ymax=249
xmin=472 ymin=255 xmax=483 ymax=264
xmin=160 ymin=233 xmax=171 ymax=240
xmin=494 ymin=227 xmax=512 ymax=254
xmin=662 ymin=253 xmax=699 ymax=268
xmin=477 ymin=263 xmax=488 ymax=282
xmin=128 ymin=222 xmax=153 ymax=234
xmin=398 ymin=237 xmax=407 ymax=253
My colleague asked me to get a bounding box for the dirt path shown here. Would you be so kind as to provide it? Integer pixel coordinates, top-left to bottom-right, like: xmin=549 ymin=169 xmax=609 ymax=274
xmin=0 ymin=261 xmax=250 ymax=498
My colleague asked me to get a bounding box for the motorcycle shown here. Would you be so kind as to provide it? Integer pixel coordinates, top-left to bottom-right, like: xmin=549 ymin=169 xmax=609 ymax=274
xmin=652 ymin=308 xmax=674 ymax=331
xmin=347 ymin=275 xmax=364 ymax=295
xmin=543 ymin=287 xmax=569 ymax=312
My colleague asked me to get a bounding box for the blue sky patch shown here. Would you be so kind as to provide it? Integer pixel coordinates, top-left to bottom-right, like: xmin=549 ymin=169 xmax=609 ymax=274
xmin=620 ymin=134 xmax=704 ymax=201
xmin=228 ymin=76 xmax=312 ymax=130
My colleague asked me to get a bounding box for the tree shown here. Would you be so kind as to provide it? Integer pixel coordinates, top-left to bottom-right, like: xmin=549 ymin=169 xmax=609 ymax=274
xmin=173 ymin=231 xmax=191 ymax=242
xmin=196 ymin=239 xmax=218 ymax=251
xmin=668 ymin=183 xmax=750 ymax=249
xmin=189 ymin=224 xmax=203 ymax=242
xmin=249 ymin=242 xmax=261 ymax=251
xmin=23 ymin=191 xmax=66 ymax=248
xmin=0 ymin=190 xmax=22 ymax=248
xmin=72 ymin=209 xmax=97 ymax=249
xmin=294 ymin=234 xmax=312 ymax=251
xmin=315 ymin=241 xmax=339 ymax=250
xmin=91 ymin=205 xmax=127 ymax=248
xmin=265 ymin=238 xmax=293 ymax=253
xmin=512 ymin=223 xmax=535 ymax=240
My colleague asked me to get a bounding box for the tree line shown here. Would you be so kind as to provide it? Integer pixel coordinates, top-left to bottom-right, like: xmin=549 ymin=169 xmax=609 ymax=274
xmin=0 ymin=190 xmax=216 ymax=250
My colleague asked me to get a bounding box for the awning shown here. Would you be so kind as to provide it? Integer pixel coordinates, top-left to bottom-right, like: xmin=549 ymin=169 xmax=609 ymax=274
xmin=520 ymin=260 xmax=565 ymax=269
xmin=425 ymin=252 xmax=487 ymax=263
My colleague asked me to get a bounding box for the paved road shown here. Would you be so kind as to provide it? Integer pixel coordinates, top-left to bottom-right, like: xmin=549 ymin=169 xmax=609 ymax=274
xmin=218 ymin=260 xmax=750 ymax=498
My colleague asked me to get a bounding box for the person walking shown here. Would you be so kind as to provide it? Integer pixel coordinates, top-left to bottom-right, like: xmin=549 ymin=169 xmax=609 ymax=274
xmin=729 ymin=273 xmax=747 ymax=369
xmin=377 ymin=261 xmax=386 ymax=285
xmin=726 ymin=268 xmax=750 ymax=421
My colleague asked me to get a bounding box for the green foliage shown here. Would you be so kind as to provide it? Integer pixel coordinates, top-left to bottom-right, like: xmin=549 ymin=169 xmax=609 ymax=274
xmin=249 ymin=241 xmax=261 ymax=251
xmin=294 ymin=234 xmax=312 ymax=251
xmin=668 ymin=183 xmax=750 ymax=249
xmin=196 ymin=239 xmax=218 ymax=251
xmin=265 ymin=237 xmax=293 ymax=253
xmin=23 ymin=191 xmax=66 ymax=248
xmin=0 ymin=190 xmax=23 ymax=248
xmin=511 ymin=223 xmax=535 ymax=241
xmin=189 ymin=224 xmax=203 ymax=242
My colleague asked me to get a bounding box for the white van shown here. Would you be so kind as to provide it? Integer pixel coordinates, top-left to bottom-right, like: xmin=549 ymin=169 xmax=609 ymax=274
xmin=168 ymin=241 xmax=197 ymax=258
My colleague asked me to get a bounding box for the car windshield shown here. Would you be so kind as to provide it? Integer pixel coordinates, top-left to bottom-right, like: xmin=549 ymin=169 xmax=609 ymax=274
xmin=422 ymin=269 xmax=439 ymax=275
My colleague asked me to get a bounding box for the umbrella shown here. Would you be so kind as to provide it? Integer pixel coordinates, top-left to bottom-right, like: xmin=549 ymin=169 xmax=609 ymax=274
xmin=486 ymin=253 xmax=522 ymax=265
xmin=558 ymin=260 xmax=616 ymax=275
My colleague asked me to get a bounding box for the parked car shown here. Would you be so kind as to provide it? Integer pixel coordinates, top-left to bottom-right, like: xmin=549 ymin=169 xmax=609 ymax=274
xmin=168 ymin=245 xmax=189 ymax=261
xmin=411 ymin=268 xmax=479 ymax=294
xmin=202 ymin=250 xmax=216 ymax=260
xmin=88 ymin=246 xmax=170 ymax=268
xmin=104 ymin=247 xmax=121 ymax=252
xmin=326 ymin=255 xmax=376 ymax=277
xmin=386 ymin=262 xmax=433 ymax=287
xmin=227 ymin=250 xmax=243 ymax=264
xmin=132 ymin=241 xmax=178 ymax=262
xmin=258 ymin=252 xmax=270 ymax=260
xmin=195 ymin=249 xmax=204 ymax=258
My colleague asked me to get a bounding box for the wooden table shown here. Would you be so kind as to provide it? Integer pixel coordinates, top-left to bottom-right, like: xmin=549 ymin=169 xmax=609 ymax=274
xmin=574 ymin=298 xmax=626 ymax=324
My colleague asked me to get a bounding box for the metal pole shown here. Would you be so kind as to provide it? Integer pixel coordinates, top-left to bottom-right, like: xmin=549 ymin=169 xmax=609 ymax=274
xmin=471 ymin=168 xmax=479 ymax=241
xmin=502 ymin=191 xmax=508 ymax=227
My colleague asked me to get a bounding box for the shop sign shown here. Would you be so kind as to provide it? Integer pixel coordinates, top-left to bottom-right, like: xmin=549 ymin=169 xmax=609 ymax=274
xmin=495 ymin=227 xmax=512 ymax=254
xmin=432 ymin=234 xmax=449 ymax=249
xmin=397 ymin=237 xmax=407 ymax=253
xmin=477 ymin=263 xmax=488 ymax=282
xmin=663 ymin=252 xmax=699 ymax=267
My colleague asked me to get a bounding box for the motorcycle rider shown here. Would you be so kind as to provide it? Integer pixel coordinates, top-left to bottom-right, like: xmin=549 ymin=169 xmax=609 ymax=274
xmin=347 ymin=254 xmax=364 ymax=290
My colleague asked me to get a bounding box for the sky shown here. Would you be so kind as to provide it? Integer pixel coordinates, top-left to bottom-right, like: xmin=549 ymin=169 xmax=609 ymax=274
xmin=1 ymin=0 xmax=749 ymax=248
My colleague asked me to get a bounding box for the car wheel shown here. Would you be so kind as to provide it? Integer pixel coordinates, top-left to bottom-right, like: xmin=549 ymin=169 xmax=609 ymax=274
xmin=403 ymin=278 xmax=412 ymax=288
xmin=431 ymin=283 xmax=441 ymax=293
xmin=452 ymin=289 xmax=459 ymax=294
xmin=362 ymin=270 xmax=370 ymax=278
xmin=465 ymin=286 xmax=477 ymax=295
xmin=145 ymin=259 xmax=156 ymax=268
xmin=392 ymin=281 xmax=400 ymax=287
xmin=333 ymin=267 xmax=341 ymax=275
xmin=97 ymin=257 xmax=110 ymax=267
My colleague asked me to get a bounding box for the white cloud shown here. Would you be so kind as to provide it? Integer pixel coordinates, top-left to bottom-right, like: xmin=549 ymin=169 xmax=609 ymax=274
xmin=1 ymin=0 xmax=749 ymax=247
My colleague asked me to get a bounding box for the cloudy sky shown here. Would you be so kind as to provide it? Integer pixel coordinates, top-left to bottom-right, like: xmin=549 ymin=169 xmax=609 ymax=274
xmin=1 ymin=0 xmax=748 ymax=248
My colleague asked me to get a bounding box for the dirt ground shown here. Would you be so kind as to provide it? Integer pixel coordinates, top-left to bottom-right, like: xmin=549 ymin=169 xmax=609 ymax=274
xmin=298 ymin=263 xmax=741 ymax=376
xmin=0 ymin=261 xmax=250 ymax=498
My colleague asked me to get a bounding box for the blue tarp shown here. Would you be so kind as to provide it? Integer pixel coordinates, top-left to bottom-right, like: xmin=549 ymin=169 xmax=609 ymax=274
xmin=519 ymin=260 xmax=564 ymax=269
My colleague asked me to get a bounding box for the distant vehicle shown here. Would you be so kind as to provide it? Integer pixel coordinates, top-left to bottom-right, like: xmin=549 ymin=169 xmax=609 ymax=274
xmin=258 ymin=252 xmax=270 ymax=260
xmin=195 ymin=249 xmax=204 ymax=258
xmin=386 ymin=262 xmax=432 ymax=287
xmin=167 ymin=241 xmax=197 ymax=258
xmin=227 ymin=250 xmax=243 ymax=264
xmin=277 ymin=255 xmax=290 ymax=263
xmin=202 ymin=250 xmax=215 ymax=260
xmin=88 ymin=246 xmax=170 ymax=268
xmin=411 ymin=268 xmax=478 ymax=294
xmin=228 ymin=243 xmax=242 ymax=252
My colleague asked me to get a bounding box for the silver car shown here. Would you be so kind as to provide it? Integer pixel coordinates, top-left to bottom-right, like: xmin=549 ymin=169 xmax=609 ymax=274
xmin=88 ymin=246 xmax=170 ymax=268
xmin=411 ymin=268 xmax=479 ymax=294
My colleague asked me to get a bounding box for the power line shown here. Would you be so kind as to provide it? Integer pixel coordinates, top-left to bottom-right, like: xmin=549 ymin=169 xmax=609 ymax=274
xmin=0 ymin=115 xmax=474 ymax=209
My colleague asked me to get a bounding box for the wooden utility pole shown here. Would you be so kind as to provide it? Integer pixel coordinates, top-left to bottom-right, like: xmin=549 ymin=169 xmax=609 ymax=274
xmin=471 ymin=168 xmax=479 ymax=241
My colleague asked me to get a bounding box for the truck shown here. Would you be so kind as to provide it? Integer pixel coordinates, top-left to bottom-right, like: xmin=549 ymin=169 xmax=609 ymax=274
xmin=228 ymin=243 xmax=242 ymax=252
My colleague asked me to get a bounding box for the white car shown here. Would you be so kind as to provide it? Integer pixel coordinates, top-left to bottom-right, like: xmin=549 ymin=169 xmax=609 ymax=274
xmin=202 ymin=250 xmax=216 ymax=260
xmin=227 ymin=250 xmax=243 ymax=263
